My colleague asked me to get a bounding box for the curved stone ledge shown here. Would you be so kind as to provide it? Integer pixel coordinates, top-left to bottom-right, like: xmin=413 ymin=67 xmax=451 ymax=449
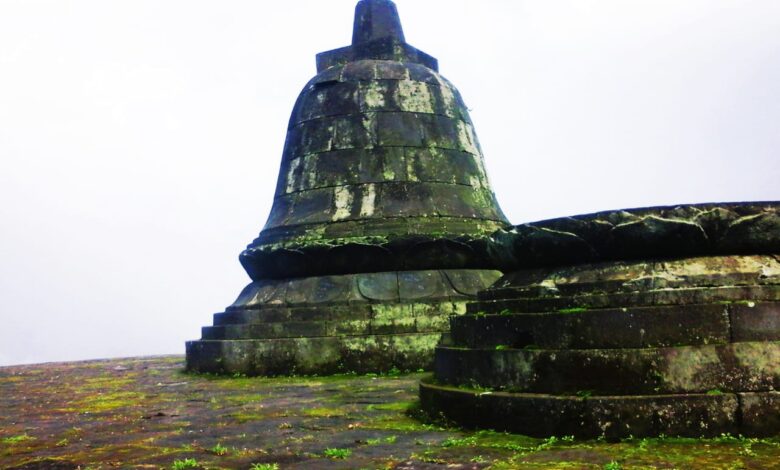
xmin=215 ymin=302 xmax=458 ymax=328
xmin=479 ymin=254 xmax=779 ymax=302
xmin=242 ymin=230 xmax=504 ymax=280
xmin=454 ymin=302 xmax=780 ymax=349
xmin=475 ymin=286 xmax=780 ymax=314
xmin=454 ymin=304 xmax=722 ymax=350
xmin=420 ymin=379 xmax=780 ymax=439
xmin=433 ymin=341 xmax=780 ymax=395
xmin=186 ymin=333 xmax=441 ymax=376
xmin=489 ymin=202 xmax=779 ymax=271
xmin=229 ymin=269 xmax=501 ymax=308
xmin=203 ymin=313 xmax=450 ymax=340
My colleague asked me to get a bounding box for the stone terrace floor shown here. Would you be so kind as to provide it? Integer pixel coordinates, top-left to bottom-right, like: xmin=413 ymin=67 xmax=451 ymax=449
xmin=1 ymin=356 xmax=778 ymax=469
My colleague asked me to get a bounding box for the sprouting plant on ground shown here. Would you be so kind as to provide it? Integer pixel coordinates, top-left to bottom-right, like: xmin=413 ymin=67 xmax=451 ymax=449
xmin=441 ymin=436 xmax=477 ymax=448
xmin=323 ymin=447 xmax=352 ymax=459
xmin=250 ymin=464 xmax=279 ymax=470
xmin=171 ymin=458 xmax=199 ymax=470
xmin=1 ymin=434 xmax=34 ymax=444
xmin=210 ymin=443 xmax=228 ymax=456
xmin=604 ymin=461 xmax=622 ymax=470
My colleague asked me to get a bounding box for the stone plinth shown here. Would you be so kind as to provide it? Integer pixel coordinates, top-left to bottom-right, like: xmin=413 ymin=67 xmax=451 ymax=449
xmin=421 ymin=202 xmax=780 ymax=438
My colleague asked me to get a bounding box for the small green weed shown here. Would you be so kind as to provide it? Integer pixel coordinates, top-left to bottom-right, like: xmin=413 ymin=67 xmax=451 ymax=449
xmin=604 ymin=461 xmax=622 ymax=470
xmin=250 ymin=464 xmax=279 ymax=470
xmin=441 ymin=436 xmax=477 ymax=447
xmin=210 ymin=443 xmax=228 ymax=456
xmin=495 ymin=345 xmax=509 ymax=350
xmin=1 ymin=434 xmax=34 ymax=444
xmin=323 ymin=447 xmax=352 ymax=459
xmin=559 ymin=307 xmax=589 ymax=314
xmin=171 ymin=458 xmax=199 ymax=470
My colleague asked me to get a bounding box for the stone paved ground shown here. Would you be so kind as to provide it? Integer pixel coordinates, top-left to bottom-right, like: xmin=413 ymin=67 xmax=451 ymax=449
xmin=1 ymin=356 xmax=778 ymax=469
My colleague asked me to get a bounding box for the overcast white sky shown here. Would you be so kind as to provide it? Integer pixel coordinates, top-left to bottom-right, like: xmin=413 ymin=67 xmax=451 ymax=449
xmin=1 ymin=0 xmax=778 ymax=366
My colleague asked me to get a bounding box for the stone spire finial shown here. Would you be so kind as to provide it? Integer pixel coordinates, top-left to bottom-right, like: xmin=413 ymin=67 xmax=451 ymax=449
xmin=316 ymin=0 xmax=438 ymax=72
xmin=352 ymin=0 xmax=406 ymax=45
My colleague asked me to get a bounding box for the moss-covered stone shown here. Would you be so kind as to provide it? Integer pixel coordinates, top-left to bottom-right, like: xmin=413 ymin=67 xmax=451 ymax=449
xmin=425 ymin=203 xmax=780 ymax=438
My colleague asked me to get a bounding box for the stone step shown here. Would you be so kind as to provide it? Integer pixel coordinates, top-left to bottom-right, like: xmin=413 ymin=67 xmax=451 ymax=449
xmin=202 ymin=314 xmax=450 ymax=340
xmin=450 ymin=302 xmax=780 ymax=349
xmin=471 ymin=285 xmax=780 ymax=313
xmin=214 ymin=301 xmax=465 ymax=325
xmin=419 ymin=378 xmax=780 ymax=439
xmin=433 ymin=341 xmax=780 ymax=396
xmin=186 ymin=332 xmax=442 ymax=376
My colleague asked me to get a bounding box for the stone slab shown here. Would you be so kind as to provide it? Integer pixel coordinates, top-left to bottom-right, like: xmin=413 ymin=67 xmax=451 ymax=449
xmin=186 ymin=333 xmax=441 ymax=376
xmin=202 ymin=313 xmax=450 ymax=340
xmin=433 ymin=342 xmax=780 ymax=395
xmin=450 ymin=304 xmax=731 ymax=349
xmin=419 ymin=379 xmax=747 ymax=439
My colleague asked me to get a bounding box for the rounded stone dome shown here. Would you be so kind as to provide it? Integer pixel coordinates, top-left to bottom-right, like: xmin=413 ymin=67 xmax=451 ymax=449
xmin=240 ymin=58 xmax=508 ymax=279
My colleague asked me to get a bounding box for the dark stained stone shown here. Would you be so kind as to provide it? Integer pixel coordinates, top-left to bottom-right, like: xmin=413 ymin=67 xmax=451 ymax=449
xmin=398 ymin=271 xmax=448 ymax=300
xmin=433 ymin=342 xmax=780 ymax=395
xmin=357 ymin=272 xmax=399 ymax=300
xmin=424 ymin=208 xmax=780 ymax=437
xmin=450 ymin=304 xmax=732 ymax=350
xmin=720 ymin=211 xmax=780 ymax=252
xmin=730 ymin=301 xmax=780 ymax=342
xmin=489 ymin=202 xmax=779 ymax=270
xmin=419 ymin=380 xmax=746 ymax=439
xmin=739 ymin=392 xmax=780 ymax=437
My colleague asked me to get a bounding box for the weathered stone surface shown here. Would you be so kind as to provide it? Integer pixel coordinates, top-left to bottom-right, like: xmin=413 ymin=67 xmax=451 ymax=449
xmin=420 ymin=380 xmax=749 ymax=439
xmin=188 ymin=0 xmax=510 ymax=376
xmin=740 ymin=391 xmax=780 ymax=437
xmin=478 ymin=254 xmax=780 ymax=302
xmin=424 ymin=203 xmax=780 ymax=437
xmin=451 ymin=304 xmax=733 ymax=349
xmin=187 ymin=333 xmax=441 ymax=376
xmin=434 ymin=342 xmax=780 ymax=395
xmin=244 ymin=49 xmax=507 ymax=280
xmin=489 ymin=202 xmax=779 ymax=271
xmin=188 ymin=269 xmax=499 ymax=375
xmin=7 ymin=357 xmax=780 ymax=469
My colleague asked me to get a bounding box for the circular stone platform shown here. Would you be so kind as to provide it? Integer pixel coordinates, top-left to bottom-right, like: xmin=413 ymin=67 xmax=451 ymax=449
xmin=187 ymin=269 xmax=501 ymax=375
xmin=421 ymin=202 xmax=780 ymax=439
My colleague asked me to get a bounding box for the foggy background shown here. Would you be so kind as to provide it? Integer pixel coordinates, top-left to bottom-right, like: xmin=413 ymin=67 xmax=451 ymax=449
xmin=1 ymin=0 xmax=778 ymax=366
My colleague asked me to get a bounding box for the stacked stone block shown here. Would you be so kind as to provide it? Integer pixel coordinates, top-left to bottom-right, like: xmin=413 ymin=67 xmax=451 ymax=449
xmin=421 ymin=203 xmax=780 ymax=438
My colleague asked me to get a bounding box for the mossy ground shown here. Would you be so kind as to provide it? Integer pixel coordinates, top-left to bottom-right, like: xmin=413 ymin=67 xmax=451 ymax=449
xmin=0 ymin=357 xmax=777 ymax=469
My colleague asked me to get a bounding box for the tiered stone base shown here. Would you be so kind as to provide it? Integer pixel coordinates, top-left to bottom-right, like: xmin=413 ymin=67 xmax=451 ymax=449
xmin=186 ymin=269 xmax=501 ymax=375
xmin=421 ymin=254 xmax=780 ymax=438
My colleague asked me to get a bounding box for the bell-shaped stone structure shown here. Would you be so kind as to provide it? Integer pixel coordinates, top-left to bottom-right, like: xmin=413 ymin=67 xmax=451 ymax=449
xmin=421 ymin=202 xmax=780 ymax=438
xmin=186 ymin=0 xmax=508 ymax=375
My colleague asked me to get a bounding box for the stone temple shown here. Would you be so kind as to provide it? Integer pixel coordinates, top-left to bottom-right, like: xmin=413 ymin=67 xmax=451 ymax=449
xmin=186 ymin=0 xmax=508 ymax=376
xmin=187 ymin=0 xmax=779 ymax=437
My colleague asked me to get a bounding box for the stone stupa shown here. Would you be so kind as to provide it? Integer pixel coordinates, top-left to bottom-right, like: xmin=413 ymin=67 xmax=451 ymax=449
xmin=186 ymin=0 xmax=508 ymax=375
